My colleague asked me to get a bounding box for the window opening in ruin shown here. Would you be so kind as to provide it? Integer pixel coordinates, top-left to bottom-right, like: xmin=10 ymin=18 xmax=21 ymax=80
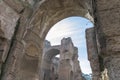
xmin=45 ymin=16 xmax=94 ymax=79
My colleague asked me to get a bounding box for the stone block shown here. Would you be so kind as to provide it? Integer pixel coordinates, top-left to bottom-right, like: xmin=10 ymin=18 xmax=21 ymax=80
xmin=104 ymin=56 xmax=120 ymax=80
xmin=3 ymin=0 xmax=24 ymax=13
xmin=0 ymin=1 xmax=19 ymax=40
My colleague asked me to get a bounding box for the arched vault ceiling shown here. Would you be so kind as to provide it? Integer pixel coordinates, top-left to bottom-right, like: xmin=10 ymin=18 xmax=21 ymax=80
xmin=30 ymin=0 xmax=89 ymax=25
xmin=27 ymin=0 xmax=93 ymax=40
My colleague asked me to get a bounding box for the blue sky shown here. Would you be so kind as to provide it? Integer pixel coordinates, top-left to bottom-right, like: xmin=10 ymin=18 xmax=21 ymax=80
xmin=46 ymin=17 xmax=93 ymax=74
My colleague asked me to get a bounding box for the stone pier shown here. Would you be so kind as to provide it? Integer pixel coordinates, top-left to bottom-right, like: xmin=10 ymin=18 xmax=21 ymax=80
xmin=86 ymin=28 xmax=101 ymax=80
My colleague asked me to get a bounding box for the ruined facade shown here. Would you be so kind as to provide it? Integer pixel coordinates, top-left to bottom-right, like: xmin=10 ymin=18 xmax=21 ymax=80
xmin=0 ymin=0 xmax=120 ymax=80
xmin=42 ymin=38 xmax=83 ymax=80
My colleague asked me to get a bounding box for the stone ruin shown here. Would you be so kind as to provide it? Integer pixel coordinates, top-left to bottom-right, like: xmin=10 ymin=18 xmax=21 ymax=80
xmin=41 ymin=37 xmax=83 ymax=80
xmin=0 ymin=0 xmax=120 ymax=80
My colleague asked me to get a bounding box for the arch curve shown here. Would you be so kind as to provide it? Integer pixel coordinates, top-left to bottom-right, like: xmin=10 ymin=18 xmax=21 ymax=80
xmin=44 ymin=49 xmax=60 ymax=62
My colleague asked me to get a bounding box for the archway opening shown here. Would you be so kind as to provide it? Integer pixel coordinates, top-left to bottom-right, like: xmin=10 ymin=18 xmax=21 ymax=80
xmin=41 ymin=48 xmax=60 ymax=80
xmin=45 ymin=16 xmax=94 ymax=79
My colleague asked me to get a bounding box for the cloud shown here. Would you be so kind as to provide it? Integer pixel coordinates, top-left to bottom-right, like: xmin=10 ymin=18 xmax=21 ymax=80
xmin=46 ymin=26 xmax=85 ymax=45
xmin=46 ymin=20 xmax=82 ymax=45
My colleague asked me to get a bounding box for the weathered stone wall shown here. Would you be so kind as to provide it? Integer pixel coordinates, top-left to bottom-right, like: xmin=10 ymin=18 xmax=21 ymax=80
xmin=0 ymin=0 xmax=119 ymax=80
xmin=0 ymin=0 xmax=40 ymax=80
xmin=93 ymin=0 xmax=120 ymax=80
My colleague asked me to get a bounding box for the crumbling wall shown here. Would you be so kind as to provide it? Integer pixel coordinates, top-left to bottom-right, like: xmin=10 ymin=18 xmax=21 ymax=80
xmin=42 ymin=38 xmax=83 ymax=80
xmin=59 ymin=37 xmax=83 ymax=80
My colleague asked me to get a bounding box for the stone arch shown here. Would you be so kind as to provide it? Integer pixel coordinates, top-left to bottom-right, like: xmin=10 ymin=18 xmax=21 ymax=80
xmin=41 ymin=49 xmax=60 ymax=80
xmin=44 ymin=49 xmax=60 ymax=61
xmin=26 ymin=0 xmax=93 ymax=39
xmin=26 ymin=14 xmax=94 ymax=80
xmin=34 ymin=12 xmax=93 ymax=40
xmin=22 ymin=0 xmax=94 ymax=75
xmin=7 ymin=0 xmax=94 ymax=79
xmin=23 ymin=16 xmax=94 ymax=80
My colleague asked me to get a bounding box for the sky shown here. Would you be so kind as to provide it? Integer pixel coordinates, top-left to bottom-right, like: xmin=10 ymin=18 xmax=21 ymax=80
xmin=45 ymin=17 xmax=94 ymax=74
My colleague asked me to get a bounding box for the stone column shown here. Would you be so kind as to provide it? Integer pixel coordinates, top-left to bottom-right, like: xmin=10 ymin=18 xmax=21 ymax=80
xmin=73 ymin=47 xmax=83 ymax=80
xmin=86 ymin=28 xmax=101 ymax=80
xmin=59 ymin=37 xmax=74 ymax=80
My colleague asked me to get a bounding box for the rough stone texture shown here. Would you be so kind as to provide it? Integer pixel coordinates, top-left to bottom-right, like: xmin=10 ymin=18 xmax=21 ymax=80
xmin=86 ymin=28 xmax=101 ymax=80
xmin=0 ymin=1 xmax=20 ymax=79
xmin=0 ymin=0 xmax=119 ymax=80
xmin=103 ymin=55 xmax=120 ymax=80
xmin=95 ymin=0 xmax=120 ymax=80
xmin=0 ymin=1 xmax=19 ymax=40
xmin=3 ymin=0 xmax=24 ymax=13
